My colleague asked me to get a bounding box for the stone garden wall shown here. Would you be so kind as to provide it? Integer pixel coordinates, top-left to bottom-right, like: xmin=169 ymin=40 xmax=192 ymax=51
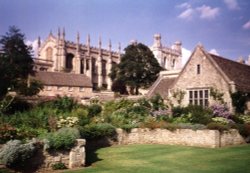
xmin=38 ymin=139 xmax=86 ymax=172
xmin=37 ymin=129 xmax=245 ymax=172
xmin=115 ymin=128 xmax=245 ymax=148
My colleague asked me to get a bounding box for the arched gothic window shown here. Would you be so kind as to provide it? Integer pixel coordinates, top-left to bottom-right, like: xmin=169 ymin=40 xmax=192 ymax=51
xmin=46 ymin=47 xmax=53 ymax=61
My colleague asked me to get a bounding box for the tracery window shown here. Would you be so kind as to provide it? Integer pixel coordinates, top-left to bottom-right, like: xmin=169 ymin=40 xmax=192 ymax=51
xmin=46 ymin=47 xmax=53 ymax=61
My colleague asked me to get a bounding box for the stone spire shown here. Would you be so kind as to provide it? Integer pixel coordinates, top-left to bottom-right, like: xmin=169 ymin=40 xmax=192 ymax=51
xmin=108 ymin=39 xmax=112 ymax=52
xmin=87 ymin=34 xmax=90 ymax=46
xmin=77 ymin=32 xmax=80 ymax=44
xmin=62 ymin=27 xmax=65 ymax=40
xmin=86 ymin=34 xmax=90 ymax=56
xmin=98 ymin=36 xmax=102 ymax=49
xmin=98 ymin=36 xmax=102 ymax=55
xmin=118 ymin=42 xmax=121 ymax=63
xmin=38 ymin=36 xmax=41 ymax=48
xmin=57 ymin=28 xmax=61 ymax=39
xmin=49 ymin=30 xmax=53 ymax=37
xmin=118 ymin=42 xmax=121 ymax=53
xmin=76 ymin=32 xmax=80 ymax=52
xmin=37 ymin=36 xmax=41 ymax=58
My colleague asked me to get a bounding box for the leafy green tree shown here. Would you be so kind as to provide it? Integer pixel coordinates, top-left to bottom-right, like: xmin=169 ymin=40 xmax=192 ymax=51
xmin=0 ymin=26 xmax=42 ymax=99
xmin=110 ymin=43 xmax=162 ymax=95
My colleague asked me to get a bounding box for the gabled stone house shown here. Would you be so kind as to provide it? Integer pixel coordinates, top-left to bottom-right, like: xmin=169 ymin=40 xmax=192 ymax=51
xmin=148 ymin=44 xmax=250 ymax=111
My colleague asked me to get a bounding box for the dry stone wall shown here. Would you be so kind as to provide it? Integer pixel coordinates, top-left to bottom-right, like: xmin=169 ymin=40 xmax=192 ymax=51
xmin=116 ymin=128 xmax=245 ymax=148
xmin=39 ymin=139 xmax=86 ymax=172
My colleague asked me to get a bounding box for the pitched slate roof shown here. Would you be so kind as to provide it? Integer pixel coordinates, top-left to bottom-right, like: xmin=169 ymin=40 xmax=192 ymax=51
xmin=209 ymin=53 xmax=250 ymax=92
xmin=147 ymin=77 xmax=177 ymax=98
xmin=32 ymin=71 xmax=92 ymax=87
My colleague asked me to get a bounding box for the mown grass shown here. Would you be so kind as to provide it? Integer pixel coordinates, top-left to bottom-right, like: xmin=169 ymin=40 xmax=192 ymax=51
xmin=65 ymin=144 xmax=250 ymax=173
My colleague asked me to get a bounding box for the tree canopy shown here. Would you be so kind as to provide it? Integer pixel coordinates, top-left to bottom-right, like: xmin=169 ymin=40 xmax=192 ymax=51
xmin=110 ymin=43 xmax=162 ymax=95
xmin=0 ymin=26 xmax=42 ymax=99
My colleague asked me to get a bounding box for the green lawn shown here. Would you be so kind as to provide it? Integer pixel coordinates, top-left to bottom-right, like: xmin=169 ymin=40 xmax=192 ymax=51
xmin=65 ymin=144 xmax=250 ymax=173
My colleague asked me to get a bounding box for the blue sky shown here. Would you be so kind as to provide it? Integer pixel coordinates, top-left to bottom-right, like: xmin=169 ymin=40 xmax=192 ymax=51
xmin=0 ymin=0 xmax=250 ymax=63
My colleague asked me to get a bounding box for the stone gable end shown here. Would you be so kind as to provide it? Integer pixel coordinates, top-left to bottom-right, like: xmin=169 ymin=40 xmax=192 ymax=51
xmin=173 ymin=47 xmax=231 ymax=107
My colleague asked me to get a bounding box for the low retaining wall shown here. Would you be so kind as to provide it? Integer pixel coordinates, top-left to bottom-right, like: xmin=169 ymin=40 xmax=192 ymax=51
xmin=39 ymin=139 xmax=86 ymax=171
xmin=115 ymin=128 xmax=245 ymax=148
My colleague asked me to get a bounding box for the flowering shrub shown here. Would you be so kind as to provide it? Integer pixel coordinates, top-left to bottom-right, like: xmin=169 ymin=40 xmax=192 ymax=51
xmin=239 ymin=115 xmax=250 ymax=124
xmin=57 ymin=116 xmax=79 ymax=129
xmin=212 ymin=117 xmax=232 ymax=125
xmin=210 ymin=104 xmax=231 ymax=119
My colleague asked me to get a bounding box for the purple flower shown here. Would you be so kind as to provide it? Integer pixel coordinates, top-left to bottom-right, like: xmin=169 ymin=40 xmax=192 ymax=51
xmin=210 ymin=104 xmax=231 ymax=119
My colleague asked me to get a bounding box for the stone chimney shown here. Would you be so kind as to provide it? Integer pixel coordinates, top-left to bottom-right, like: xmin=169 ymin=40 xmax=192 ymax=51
xmin=237 ymin=57 xmax=245 ymax=64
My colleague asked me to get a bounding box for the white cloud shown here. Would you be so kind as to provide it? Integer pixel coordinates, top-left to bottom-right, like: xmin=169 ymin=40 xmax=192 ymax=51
xmin=182 ymin=47 xmax=192 ymax=66
xmin=177 ymin=3 xmax=220 ymax=21
xmin=243 ymin=20 xmax=250 ymax=30
xmin=26 ymin=39 xmax=41 ymax=57
xmin=196 ymin=5 xmax=220 ymax=20
xmin=178 ymin=8 xmax=194 ymax=20
xmin=224 ymin=0 xmax=240 ymax=10
xmin=209 ymin=49 xmax=220 ymax=55
xmin=177 ymin=2 xmax=191 ymax=9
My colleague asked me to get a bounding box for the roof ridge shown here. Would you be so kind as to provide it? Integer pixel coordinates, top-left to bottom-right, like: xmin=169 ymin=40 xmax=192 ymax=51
xmin=208 ymin=53 xmax=250 ymax=67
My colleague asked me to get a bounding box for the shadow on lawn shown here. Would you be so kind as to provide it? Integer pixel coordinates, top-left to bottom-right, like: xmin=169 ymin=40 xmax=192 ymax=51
xmin=85 ymin=136 xmax=117 ymax=166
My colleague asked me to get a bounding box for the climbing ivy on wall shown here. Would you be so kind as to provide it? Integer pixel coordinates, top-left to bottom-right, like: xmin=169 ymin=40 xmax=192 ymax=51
xmin=210 ymin=87 xmax=225 ymax=104
xmin=231 ymin=91 xmax=249 ymax=114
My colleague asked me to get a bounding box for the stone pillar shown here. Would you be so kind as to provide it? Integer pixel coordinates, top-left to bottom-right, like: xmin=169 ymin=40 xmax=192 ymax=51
xmin=107 ymin=58 xmax=112 ymax=90
xmin=69 ymin=139 xmax=86 ymax=168
xmin=87 ymin=57 xmax=92 ymax=79
xmin=74 ymin=56 xmax=81 ymax=74
xmin=83 ymin=57 xmax=87 ymax=74
xmin=97 ymin=36 xmax=102 ymax=88
xmin=61 ymin=28 xmax=66 ymax=71
xmin=97 ymin=56 xmax=102 ymax=88
xmin=74 ymin=32 xmax=81 ymax=74
xmin=55 ymin=28 xmax=61 ymax=71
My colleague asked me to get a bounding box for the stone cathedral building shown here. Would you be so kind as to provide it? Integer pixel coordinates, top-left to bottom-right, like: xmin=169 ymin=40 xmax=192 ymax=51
xmin=32 ymin=29 xmax=182 ymax=99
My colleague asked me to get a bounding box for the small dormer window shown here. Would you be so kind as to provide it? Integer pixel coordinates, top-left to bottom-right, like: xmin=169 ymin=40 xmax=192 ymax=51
xmin=197 ymin=64 xmax=201 ymax=74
